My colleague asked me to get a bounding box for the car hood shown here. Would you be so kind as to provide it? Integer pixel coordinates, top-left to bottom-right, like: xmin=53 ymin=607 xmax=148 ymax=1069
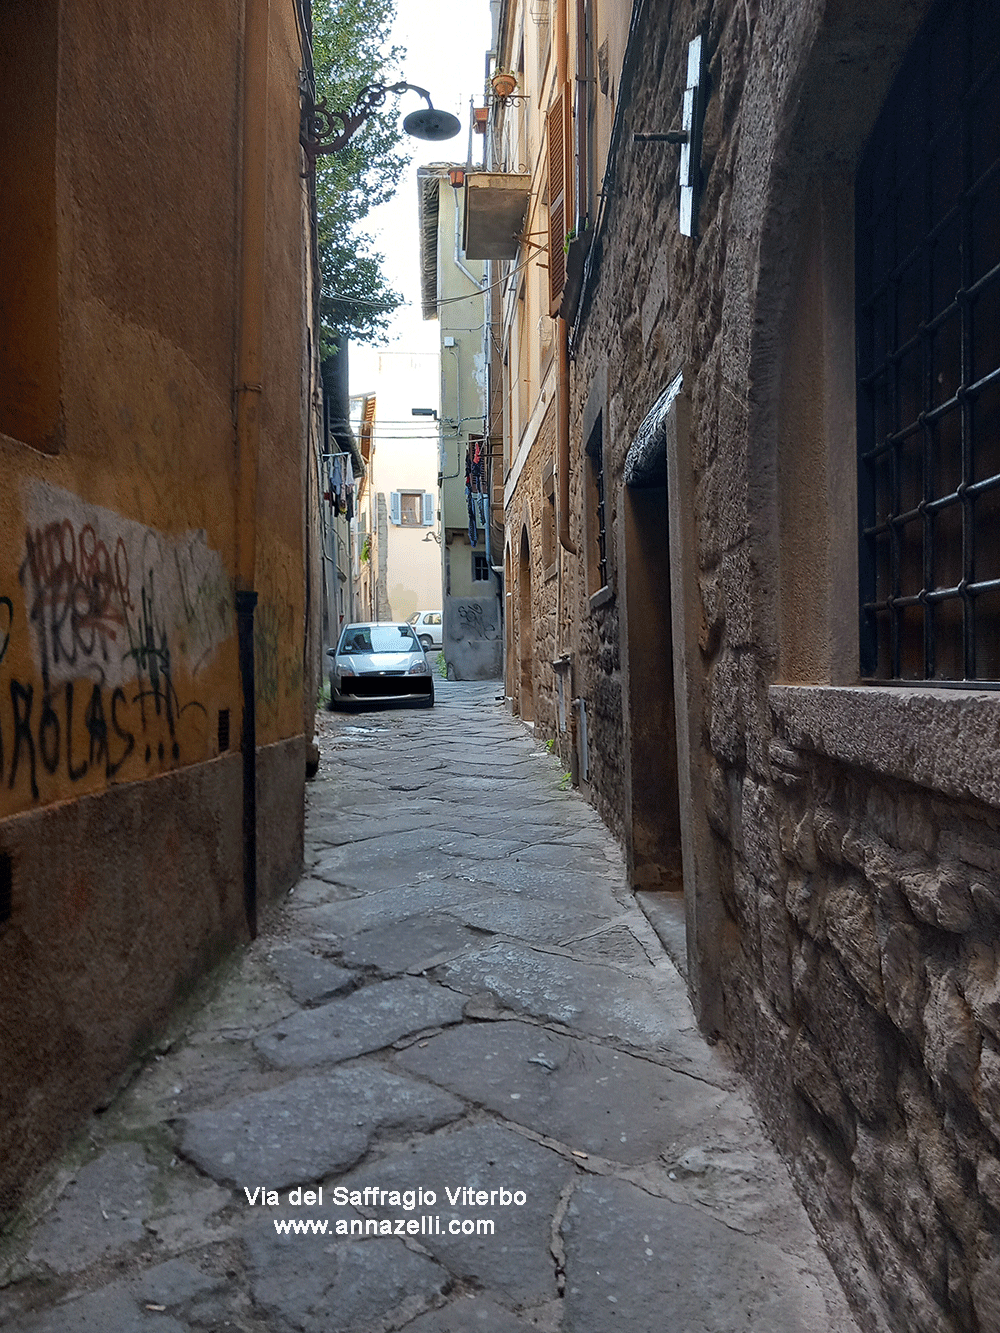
xmin=338 ymin=651 xmax=417 ymax=672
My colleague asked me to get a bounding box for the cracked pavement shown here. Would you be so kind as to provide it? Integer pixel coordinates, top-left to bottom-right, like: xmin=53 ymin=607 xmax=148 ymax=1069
xmin=0 ymin=680 xmax=860 ymax=1332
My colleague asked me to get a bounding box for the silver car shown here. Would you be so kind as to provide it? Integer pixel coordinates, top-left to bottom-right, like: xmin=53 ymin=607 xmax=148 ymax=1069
xmin=406 ymin=609 xmax=443 ymax=651
xmin=327 ymin=621 xmax=434 ymax=709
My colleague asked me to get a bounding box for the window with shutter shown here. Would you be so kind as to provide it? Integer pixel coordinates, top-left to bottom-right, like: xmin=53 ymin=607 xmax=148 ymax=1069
xmin=546 ymin=87 xmax=573 ymax=316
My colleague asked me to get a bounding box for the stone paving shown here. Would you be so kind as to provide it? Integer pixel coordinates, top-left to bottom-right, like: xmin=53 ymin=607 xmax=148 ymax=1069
xmin=0 ymin=679 xmax=861 ymax=1332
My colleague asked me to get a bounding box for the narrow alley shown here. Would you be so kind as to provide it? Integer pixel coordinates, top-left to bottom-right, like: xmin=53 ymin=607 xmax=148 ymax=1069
xmin=0 ymin=682 xmax=858 ymax=1332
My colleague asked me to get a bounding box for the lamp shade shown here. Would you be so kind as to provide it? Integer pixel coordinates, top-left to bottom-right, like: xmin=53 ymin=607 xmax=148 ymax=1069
xmin=403 ymin=108 xmax=461 ymax=141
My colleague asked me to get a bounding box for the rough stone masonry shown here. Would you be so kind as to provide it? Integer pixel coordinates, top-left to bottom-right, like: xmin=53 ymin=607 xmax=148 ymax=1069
xmin=0 ymin=681 xmax=858 ymax=1332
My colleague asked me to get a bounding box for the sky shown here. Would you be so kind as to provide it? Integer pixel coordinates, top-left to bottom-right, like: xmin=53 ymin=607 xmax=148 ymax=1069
xmin=348 ymin=0 xmax=494 ymax=400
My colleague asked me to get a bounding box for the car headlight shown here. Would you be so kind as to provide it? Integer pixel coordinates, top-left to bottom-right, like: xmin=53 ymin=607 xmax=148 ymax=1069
xmin=408 ymin=659 xmax=429 ymax=675
xmin=337 ymin=658 xmax=356 ymax=675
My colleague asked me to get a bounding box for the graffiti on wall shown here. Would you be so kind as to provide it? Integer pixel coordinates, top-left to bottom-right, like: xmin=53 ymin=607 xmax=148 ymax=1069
xmin=0 ymin=481 xmax=234 ymax=801
xmin=448 ymin=599 xmax=499 ymax=642
xmin=20 ymin=482 xmax=232 ymax=689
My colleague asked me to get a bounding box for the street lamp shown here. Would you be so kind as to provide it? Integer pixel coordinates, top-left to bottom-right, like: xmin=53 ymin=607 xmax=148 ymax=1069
xmin=301 ymin=82 xmax=461 ymax=173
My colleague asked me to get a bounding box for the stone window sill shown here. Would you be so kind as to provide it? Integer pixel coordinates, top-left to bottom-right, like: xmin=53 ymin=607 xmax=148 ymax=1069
xmin=588 ymin=585 xmax=613 ymax=614
xmin=768 ymin=683 xmax=1000 ymax=808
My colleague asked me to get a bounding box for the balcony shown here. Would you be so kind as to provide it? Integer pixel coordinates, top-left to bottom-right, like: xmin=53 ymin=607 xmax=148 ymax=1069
xmin=462 ymin=172 xmax=531 ymax=260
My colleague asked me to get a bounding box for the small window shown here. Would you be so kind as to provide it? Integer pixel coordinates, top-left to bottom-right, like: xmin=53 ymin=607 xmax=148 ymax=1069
xmin=473 ymin=553 xmax=490 ymax=582
xmin=856 ymin=0 xmax=1000 ymax=682
xmin=390 ymin=491 xmax=434 ymax=527
xmin=585 ymin=413 xmax=609 ymax=595
xmin=542 ymin=461 xmax=556 ymax=573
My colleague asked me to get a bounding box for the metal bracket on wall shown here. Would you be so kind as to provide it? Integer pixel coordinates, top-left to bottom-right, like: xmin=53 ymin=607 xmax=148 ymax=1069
xmin=632 ymin=33 xmax=707 ymax=237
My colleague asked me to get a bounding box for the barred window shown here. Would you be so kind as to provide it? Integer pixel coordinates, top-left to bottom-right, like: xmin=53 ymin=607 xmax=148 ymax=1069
xmin=856 ymin=0 xmax=1000 ymax=682
xmin=585 ymin=413 xmax=608 ymax=595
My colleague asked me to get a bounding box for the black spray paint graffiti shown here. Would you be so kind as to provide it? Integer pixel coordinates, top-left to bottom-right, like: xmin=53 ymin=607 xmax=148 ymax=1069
xmin=454 ymin=601 xmax=499 ymax=640
xmin=0 ymin=597 xmax=12 ymax=669
xmin=2 ymin=521 xmax=209 ymax=801
xmin=121 ymin=572 xmax=205 ymax=750
xmin=0 ymin=635 xmax=206 ymax=801
xmin=20 ymin=519 xmax=131 ymax=686
xmin=4 ymin=679 xmax=135 ymax=801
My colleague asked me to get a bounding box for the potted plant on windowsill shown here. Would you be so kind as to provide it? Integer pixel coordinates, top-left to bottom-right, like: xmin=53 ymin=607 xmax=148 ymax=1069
xmin=560 ymin=223 xmax=592 ymax=322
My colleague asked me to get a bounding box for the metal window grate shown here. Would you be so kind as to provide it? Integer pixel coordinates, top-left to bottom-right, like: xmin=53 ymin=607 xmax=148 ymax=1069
xmin=588 ymin=417 xmax=609 ymax=590
xmin=856 ymin=0 xmax=1000 ymax=682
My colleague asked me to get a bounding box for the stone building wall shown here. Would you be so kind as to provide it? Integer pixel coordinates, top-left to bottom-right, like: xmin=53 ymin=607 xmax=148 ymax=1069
xmin=507 ymin=403 xmax=560 ymax=736
xmin=563 ymin=0 xmax=1000 ymax=1329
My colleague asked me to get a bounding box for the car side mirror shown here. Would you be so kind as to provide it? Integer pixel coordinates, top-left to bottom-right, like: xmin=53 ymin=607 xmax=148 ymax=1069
xmin=326 ymin=648 xmax=336 ymax=658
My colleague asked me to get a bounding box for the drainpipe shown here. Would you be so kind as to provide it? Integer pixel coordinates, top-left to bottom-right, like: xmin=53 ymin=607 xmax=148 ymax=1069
xmin=555 ymin=0 xmax=577 ymax=556
xmin=557 ymin=319 xmax=575 ymax=554
xmin=235 ymin=0 xmax=269 ymax=939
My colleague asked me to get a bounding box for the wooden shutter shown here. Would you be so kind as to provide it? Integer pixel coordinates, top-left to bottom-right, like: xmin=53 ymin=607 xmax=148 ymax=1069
xmin=422 ymin=492 xmax=435 ymax=525
xmin=546 ymin=86 xmax=573 ymax=316
xmin=390 ymin=491 xmax=401 ymax=525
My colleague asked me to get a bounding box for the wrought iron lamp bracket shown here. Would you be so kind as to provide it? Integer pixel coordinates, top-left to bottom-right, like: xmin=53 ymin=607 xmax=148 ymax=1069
xmin=301 ymin=81 xmax=435 ymax=173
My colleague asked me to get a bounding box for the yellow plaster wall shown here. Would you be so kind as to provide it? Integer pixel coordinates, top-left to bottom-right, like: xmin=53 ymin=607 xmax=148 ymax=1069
xmin=0 ymin=0 xmax=308 ymax=810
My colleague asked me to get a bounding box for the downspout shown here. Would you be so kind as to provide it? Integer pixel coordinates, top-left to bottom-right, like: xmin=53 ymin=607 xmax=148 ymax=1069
xmin=235 ymin=0 xmax=269 ymax=940
xmin=555 ymin=0 xmax=577 ymax=556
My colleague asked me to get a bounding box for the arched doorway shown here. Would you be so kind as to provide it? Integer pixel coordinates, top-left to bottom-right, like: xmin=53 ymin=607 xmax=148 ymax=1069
xmin=517 ymin=526 xmax=534 ymax=721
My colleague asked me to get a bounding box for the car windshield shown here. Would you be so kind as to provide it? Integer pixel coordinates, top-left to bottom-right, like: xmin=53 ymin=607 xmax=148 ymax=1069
xmin=405 ymin=612 xmax=419 ymax=624
xmin=339 ymin=625 xmax=419 ymax=654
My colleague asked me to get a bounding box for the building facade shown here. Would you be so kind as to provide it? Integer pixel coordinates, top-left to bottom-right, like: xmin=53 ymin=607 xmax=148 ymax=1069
xmin=418 ymin=165 xmax=501 ymax=680
xmin=351 ymin=353 xmax=441 ymax=625
xmin=0 ymin=0 xmax=320 ymax=1219
xmin=486 ymin=0 xmax=1000 ymax=1329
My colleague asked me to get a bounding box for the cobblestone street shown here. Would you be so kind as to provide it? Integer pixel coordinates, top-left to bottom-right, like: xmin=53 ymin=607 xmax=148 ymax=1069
xmin=1 ymin=680 xmax=860 ymax=1332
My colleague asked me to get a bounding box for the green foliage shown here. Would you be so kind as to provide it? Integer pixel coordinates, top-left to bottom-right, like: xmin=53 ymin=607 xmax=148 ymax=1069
xmin=558 ymin=771 xmax=571 ymax=791
xmin=311 ymin=0 xmax=411 ymax=349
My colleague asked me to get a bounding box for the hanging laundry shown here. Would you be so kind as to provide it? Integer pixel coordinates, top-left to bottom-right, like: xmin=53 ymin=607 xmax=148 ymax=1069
xmin=345 ymin=454 xmax=355 ymax=521
xmin=470 ymin=438 xmax=484 ymax=491
xmin=331 ymin=456 xmax=344 ymax=515
xmin=466 ymin=483 xmax=478 ymax=546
